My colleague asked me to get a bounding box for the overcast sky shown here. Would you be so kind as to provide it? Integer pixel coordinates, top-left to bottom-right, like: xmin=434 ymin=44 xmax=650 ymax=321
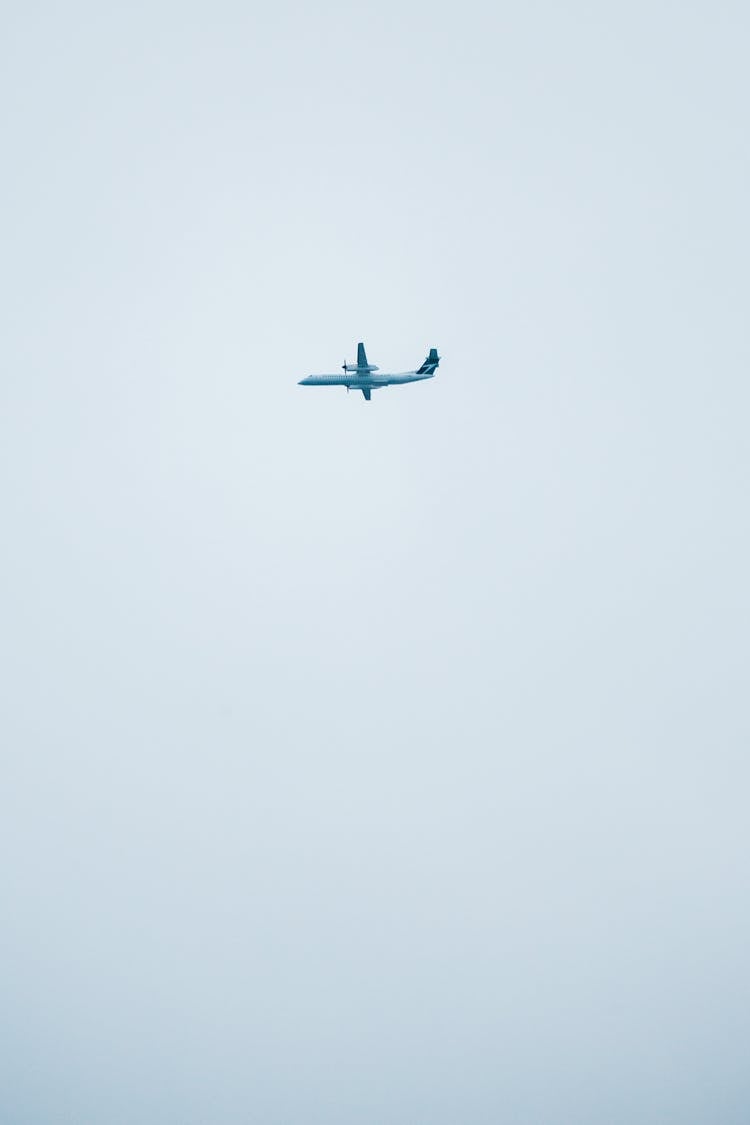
xmin=2 ymin=1 xmax=749 ymax=1121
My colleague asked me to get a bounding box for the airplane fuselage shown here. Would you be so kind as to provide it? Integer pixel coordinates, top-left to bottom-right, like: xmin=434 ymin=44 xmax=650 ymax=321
xmin=298 ymin=370 xmax=435 ymax=391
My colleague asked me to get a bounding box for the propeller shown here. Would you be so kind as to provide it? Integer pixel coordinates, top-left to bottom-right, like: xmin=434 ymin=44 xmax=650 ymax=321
xmin=342 ymin=358 xmax=347 ymax=374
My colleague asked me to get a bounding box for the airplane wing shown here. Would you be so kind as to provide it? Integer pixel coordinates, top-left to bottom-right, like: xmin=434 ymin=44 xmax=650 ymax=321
xmin=343 ymin=342 xmax=378 ymax=373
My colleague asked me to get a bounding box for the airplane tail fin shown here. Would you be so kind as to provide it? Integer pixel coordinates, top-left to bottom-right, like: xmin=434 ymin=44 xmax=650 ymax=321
xmin=416 ymin=347 xmax=440 ymax=375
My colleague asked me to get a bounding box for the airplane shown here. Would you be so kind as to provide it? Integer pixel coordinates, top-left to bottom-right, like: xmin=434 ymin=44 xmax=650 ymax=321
xmin=298 ymin=342 xmax=440 ymax=401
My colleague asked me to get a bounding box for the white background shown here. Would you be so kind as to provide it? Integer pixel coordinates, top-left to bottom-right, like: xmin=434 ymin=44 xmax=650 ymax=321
xmin=2 ymin=2 xmax=749 ymax=1120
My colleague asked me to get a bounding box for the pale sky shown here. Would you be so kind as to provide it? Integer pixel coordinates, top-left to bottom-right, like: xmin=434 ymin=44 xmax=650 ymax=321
xmin=2 ymin=2 xmax=749 ymax=1121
